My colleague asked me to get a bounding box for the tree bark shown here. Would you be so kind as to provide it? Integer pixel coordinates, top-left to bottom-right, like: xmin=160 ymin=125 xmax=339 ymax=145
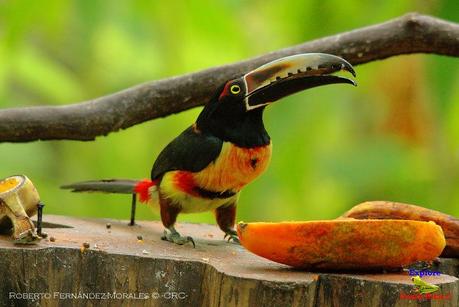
xmin=1 ymin=13 xmax=459 ymax=142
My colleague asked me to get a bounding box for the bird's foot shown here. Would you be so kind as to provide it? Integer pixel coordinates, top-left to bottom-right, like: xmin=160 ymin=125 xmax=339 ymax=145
xmin=224 ymin=229 xmax=240 ymax=244
xmin=14 ymin=229 xmax=41 ymax=245
xmin=161 ymin=228 xmax=195 ymax=247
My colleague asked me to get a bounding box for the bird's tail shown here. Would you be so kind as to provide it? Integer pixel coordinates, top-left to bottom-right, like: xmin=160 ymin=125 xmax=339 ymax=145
xmin=61 ymin=179 xmax=158 ymax=203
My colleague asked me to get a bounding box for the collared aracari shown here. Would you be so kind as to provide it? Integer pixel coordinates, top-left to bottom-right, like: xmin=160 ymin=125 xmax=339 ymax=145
xmin=62 ymin=53 xmax=356 ymax=246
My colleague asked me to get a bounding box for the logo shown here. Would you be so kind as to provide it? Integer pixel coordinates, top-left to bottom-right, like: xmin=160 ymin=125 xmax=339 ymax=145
xmin=408 ymin=268 xmax=441 ymax=278
xmin=411 ymin=276 xmax=439 ymax=294
xmin=399 ymin=275 xmax=451 ymax=301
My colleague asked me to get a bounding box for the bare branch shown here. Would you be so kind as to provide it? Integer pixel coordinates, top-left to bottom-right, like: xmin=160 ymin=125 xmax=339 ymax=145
xmin=1 ymin=13 xmax=459 ymax=142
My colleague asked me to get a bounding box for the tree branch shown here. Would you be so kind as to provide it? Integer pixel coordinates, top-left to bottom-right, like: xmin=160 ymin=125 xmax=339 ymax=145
xmin=1 ymin=13 xmax=459 ymax=142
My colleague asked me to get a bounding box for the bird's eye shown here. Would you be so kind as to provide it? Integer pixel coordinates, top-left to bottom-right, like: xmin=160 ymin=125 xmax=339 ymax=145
xmin=230 ymin=85 xmax=241 ymax=95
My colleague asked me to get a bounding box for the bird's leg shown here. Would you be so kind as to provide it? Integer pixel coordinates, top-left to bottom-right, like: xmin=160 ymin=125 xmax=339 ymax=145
xmin=158 ymin=192 xmax=195 ymax=247
xmin=215 ymin=202 xmax=239 ymax=244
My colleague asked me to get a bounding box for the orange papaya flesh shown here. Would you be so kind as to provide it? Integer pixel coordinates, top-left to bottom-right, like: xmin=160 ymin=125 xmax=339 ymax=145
xmin=237 ymin=220 xmax=445 ymax=270
xmin=342 ymin=201 xmax=459 ymax=257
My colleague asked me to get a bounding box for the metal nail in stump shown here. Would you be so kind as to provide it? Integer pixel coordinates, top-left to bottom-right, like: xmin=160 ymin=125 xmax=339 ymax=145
xmin=37 ymin=201 xmax=44 ymax=236
xmin=129 ymin=194 xmax=136 ymax=226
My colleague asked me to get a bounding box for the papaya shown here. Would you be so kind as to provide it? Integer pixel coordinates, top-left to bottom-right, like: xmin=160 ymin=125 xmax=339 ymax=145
xmin=342 ymin=201 xmax=459 ymax=257
xmin=237 ymin=220 xmax=445 ymax=270
xmin=0 ymin=177 xmax=19 ymax=193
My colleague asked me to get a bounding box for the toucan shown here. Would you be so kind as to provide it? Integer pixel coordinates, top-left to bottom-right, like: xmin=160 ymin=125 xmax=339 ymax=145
xmin=62 ymin=53 xmax=356 ymax=246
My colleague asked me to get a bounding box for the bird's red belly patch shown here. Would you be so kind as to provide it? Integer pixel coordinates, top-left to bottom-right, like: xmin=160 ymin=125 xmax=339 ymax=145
xmin=173 ymin=171 xmax=199 ymax=197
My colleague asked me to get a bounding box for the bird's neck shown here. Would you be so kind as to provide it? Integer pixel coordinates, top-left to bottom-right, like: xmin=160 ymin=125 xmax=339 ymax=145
xmin=197 ymin=108 xmax=270 ymax=148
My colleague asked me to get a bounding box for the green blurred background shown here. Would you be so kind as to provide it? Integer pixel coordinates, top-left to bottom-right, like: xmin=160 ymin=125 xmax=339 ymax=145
xmin=1 ymin=1 xmax=458 ymax=225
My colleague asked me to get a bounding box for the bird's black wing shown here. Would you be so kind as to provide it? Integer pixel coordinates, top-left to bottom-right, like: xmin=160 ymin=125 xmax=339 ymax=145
xmin=151 ymin=126 xmax=223 ymax=180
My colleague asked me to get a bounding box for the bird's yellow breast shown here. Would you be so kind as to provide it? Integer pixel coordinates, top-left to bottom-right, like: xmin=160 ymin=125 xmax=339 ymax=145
xmin=156 ymin=142 xmax=272 ymax=213
xmin=193 ymin=141 xmax=272 ymax=192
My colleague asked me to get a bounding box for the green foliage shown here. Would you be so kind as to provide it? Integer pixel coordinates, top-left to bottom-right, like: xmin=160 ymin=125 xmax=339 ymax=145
xmin=1 ymin=1 xmax=458 ymax=225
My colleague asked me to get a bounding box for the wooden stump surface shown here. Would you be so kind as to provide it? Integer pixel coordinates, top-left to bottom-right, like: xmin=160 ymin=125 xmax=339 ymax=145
xmin=0 ymin=215 xmax=458 ymax=307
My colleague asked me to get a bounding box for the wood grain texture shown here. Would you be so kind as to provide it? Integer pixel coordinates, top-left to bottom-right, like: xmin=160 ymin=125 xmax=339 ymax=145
xmin=1 ymin=13 xmax=459 ymax=142
xmin=0 ymin=215 xmax=458 ymax=306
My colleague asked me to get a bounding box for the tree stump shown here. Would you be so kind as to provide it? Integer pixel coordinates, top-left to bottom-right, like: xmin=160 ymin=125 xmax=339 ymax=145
xmin=0 ymin=215 xmax=458 ymax=306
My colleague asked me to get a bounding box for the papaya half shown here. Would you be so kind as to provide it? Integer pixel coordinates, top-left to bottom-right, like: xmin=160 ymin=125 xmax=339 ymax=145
xmin=237 ymin=219 xmax=445 ymax=270
xmin=341 ymin=201 xmax=459 ymax=257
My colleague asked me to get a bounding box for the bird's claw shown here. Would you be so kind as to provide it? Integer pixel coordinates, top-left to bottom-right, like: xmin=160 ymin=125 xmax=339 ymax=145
xmin=224 ymin=230 xmax=240 ymax=244
xmin=161 ymin=230 xmax=195 ymax=248
xmin=14 ymin=229 xmax=41 ymax=245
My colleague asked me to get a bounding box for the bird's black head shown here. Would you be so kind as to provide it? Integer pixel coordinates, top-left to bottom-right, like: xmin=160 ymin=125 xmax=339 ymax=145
xmin=197 ymin=53 xmax=356 ymax=148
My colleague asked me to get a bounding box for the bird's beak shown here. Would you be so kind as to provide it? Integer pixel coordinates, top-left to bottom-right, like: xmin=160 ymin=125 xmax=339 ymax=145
xmin=243 ymin=53 xmax=356 ymax=111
